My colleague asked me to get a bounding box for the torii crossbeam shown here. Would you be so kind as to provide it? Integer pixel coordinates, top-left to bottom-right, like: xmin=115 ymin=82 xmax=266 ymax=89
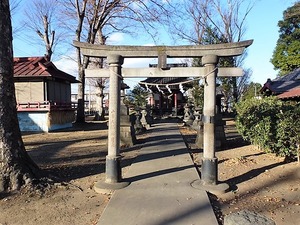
xmin=73 ymin=40 xmax=253 ymax=194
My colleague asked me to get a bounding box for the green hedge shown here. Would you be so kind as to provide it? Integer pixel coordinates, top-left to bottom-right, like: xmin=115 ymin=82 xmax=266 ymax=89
xmin=235 ymin=97 xmax=300 ymax=159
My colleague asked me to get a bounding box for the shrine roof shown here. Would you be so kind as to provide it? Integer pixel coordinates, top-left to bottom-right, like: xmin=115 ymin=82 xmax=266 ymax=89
xmin=277 ymin=87 xmax=300 ymax=99
xmin=141 ymin=77 xmax=190 ymax=85
xmin=13 ymin=57 xmax=78 ymax=83
xmin=261 ymin=68 xmax=300 ymax=96
xmin=140 ymin=77 xmax=193 ymax=94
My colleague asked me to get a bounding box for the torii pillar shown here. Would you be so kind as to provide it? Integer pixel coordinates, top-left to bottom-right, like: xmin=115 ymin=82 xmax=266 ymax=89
xmin=202 ymin=55 xmax=219 ymax=185
xmin=191 ymin=54 xmax=230 ymax=194
xmin=94 ymin=55 xmax=129 ymax=193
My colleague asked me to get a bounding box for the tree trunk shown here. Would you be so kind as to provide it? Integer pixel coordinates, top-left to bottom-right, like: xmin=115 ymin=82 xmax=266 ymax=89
xmin=76 ymin=84 xmax=86 ymax=123
xmin=74 ymin=1 xmax=86 ymax=124
xmin=75 ymin=55 xmax=86 ymax=123
xmin=0 ymin=0 xmax=40 ymax=192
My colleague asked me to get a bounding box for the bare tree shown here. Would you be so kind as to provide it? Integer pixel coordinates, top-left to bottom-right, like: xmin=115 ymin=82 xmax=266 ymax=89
xmin=86 ymin=56 xmax=109 ymax=121
xmin=171 ymin=0 xmax=254 ymax=44
xmin=169 ymin=0 xmax=255 ymax=106
xmin=10 ymin=0 xmax=23 ymax=35
xmin=87 ymin=76 xmax=109 ymax=120
xmin=0 ymin=0 xmax=40 ymax=192
xmin=60 ymin=0 xmax=172 ymax=123
xmin=23 ymin=0 xmax=63 ymax=60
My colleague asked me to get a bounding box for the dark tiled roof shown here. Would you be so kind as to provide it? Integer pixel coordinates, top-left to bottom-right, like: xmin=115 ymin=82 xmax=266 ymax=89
xmin=261 ymin=68 xmax=300 ymax=96
xmin=141 ymin=77 xmax=189 ymax=85
xmin=273 ymin=68 xmax=300 ymax=82
xmin=13 ymin=57 xmax=78 ymax=83
xmin=141 ymin=63 xmax=191 ymax=92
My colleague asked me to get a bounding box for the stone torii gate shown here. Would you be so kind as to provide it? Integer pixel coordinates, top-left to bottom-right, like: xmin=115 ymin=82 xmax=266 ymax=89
xmin=73 ymin=40 xmax=253 ymax=193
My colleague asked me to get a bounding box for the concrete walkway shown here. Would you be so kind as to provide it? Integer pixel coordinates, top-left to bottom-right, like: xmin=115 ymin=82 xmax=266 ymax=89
xmin=97 ymin=121 xmax=219 ymax=225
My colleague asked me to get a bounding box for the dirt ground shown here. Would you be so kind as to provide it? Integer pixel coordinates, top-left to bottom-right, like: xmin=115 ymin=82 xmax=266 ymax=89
xmin=0 ymin=118 xmax=299 ymax=225
xmin=180 ymin=119 xmax=300 ymax=225
xmin=0 ymin=120 xmax=144 ymax=225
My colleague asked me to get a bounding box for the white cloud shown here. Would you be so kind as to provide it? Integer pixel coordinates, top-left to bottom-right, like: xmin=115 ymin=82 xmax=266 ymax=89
xmin=53 ymin=51 xmax=79 ymax=94
xmin=123 ymin=58 xmax=157 ymax=68
xmin=106 ymin=33 xmax=125 ymax=44
xmin=53 ymin=51 xmax=78 ymax=78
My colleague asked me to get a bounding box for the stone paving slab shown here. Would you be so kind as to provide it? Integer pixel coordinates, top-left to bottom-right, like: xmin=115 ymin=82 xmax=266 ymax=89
xmin=97 ymin=122 xmax=219 ymax=225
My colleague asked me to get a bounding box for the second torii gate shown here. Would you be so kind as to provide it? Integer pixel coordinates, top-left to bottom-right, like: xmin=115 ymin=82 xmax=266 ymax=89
xmin=73 ymin=40 xmax=253 ymax=193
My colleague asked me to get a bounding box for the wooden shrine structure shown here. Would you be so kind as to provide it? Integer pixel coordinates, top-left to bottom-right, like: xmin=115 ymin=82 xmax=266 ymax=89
xmin=140 ymin=63 xmax=191 ymax=116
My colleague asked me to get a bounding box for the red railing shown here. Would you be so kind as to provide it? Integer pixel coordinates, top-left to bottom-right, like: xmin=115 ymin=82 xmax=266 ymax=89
xmin=17 ymin=101 xmax=77 ymax=111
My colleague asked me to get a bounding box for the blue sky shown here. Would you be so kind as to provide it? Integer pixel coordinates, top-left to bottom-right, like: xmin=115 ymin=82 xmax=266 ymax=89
xmin=12 ymin=0 xmax=297 ymax=91
xmin=242 ymin=0 xmax=297 ymax=85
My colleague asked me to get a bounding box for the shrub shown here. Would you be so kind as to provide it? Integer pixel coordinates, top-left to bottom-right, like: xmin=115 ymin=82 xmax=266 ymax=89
xmin=274 ymin=102 xmax=300 ymax=158
xmin=235 ymin=97 xmax=299 ymax=160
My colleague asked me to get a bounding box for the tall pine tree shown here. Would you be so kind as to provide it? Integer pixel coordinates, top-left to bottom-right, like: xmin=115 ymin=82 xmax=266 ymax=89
xmin=271 ymin=2 xmax=300 ymax=76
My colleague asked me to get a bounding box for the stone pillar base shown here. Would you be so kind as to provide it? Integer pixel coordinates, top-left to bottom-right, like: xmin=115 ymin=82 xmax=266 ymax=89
xmin=94 ymin=155 xmax=130 ymax=194
xmin=94 ymin=180 xmax=130 ymax=194
xmin=201 ymin=157 xmax=218 ymax=185
xmin=105 ymin=155 xmax=122 ymax=183
xmin=191 ymin=179 xmax=230 ymax=195
xmin=191 ymin=157 xmax=230 ymax=195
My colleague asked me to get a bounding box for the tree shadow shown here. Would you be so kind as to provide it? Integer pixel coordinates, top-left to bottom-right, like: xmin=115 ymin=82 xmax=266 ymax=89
xmin=22 ymin=118 xmax=191 ymax=185
xmin=223 ymin=160 xmax=286 ymax=191
xmin=27 ymin=136 xmax=107 ymax=164
xmin=21 ymin=121 xmax=108 ymax=136
xmin=24 ymin=121 xmax=151 ymax=182
xmin=152 ymin=201 xmax=217 ymax=225
xmin=218 ymin=152 xmax=265 ymax=164
xmin=126 ymin=164 xmax=195 ymax=182
xmin=22 ymin=122 xmax=107 ymax=182
xmin=221 ymin=136 xmax=250 ymax=150
xmin=35 ymin=145 xmax=143 ymax=182
xmin=214 ymin=163 xmax=300 ymax=224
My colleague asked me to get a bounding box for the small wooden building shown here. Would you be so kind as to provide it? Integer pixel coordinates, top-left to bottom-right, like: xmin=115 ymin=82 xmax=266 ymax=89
xmin=13 ymin=57 xmax=78 ymax=132
xmin=261 ymin=68 xmax=300 ymax=101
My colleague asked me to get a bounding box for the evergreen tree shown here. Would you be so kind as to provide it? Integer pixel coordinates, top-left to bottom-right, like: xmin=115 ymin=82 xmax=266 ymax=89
xmin=128 ymin=85 xmax=149 ymax=108
xmin=271 ymin=2 xmax=300 ymax=76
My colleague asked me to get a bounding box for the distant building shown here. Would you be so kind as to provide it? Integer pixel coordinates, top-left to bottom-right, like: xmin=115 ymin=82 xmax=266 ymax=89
xmin=71 ymin=91 xmax=109 ymax=115
xmin=139 ymin=63 xmax=191 ymax=116
xmin=261 ymin=68 xmax=300 ymax=101
xmin=13 ymin=57 xmax=78 ymax=132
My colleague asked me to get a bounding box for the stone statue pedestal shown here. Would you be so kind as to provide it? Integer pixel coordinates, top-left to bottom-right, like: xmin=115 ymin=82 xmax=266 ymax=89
xmin=140 ymin=108 xmax=151 ymax=129
xmin=183 ymin=104 xmax=194 ymax=126
xmin=195 ymin=114 xmax=226 ymax=149
xmin=120 ymin=94 xmax=136 ymax=146
xmin=191 ymin=108 xmax=202 ymax=130
xmin=195 ymin=120 xmax=204 ymax=149
xmin=215 ymin=114 xmax=226 ymax=149
xmin=134 ymin=109 xmax=146 ymax=134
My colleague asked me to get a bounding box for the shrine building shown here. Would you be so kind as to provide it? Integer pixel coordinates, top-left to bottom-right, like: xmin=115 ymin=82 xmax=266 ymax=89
xmin=140 ymin=63 xmax=191 ymax=116
xmin=13 ymin=57 xmax=78 ymax=132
